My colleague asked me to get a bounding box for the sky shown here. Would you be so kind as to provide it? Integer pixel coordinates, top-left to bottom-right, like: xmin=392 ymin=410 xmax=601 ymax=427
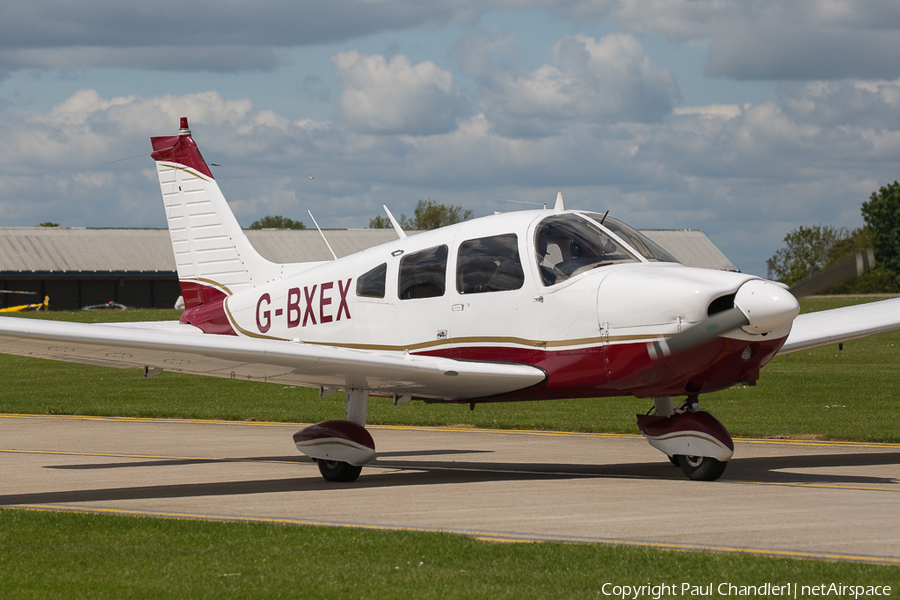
xmin=1 ymin=1 xmax=899 ymax=277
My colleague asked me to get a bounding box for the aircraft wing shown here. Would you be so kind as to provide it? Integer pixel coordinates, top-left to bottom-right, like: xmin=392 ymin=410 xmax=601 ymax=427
xmin=0 ymin=317 xmax=546 ymax=401
xmin=778 ymin=297 xmax=900 ymax=355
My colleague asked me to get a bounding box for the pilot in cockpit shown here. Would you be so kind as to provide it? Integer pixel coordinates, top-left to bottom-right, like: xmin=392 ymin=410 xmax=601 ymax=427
xmin=535 ymin=216 xmax=622 ymax=286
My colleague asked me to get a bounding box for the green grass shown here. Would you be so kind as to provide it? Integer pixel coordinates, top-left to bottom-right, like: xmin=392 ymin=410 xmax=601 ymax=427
xmin=1 ymin=509 xmax=897 ymax=600
xmin=2 ymin=297 xmax=899 ymax=441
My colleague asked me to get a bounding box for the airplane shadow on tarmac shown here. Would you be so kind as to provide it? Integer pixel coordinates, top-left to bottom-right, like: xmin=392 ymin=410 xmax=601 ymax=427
xmin=1 ymin=447 xmax=898 ymax=507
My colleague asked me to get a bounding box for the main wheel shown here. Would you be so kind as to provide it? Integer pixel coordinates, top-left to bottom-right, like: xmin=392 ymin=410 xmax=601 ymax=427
xmin=317 ymin=459 xmax=362 ymax=482
xmin=677 ymin=455 xmax=727 ymax=481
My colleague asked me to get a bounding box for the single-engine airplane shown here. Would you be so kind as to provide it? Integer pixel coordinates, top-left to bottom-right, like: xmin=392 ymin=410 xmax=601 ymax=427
xmin=2 ymin=118 xmax=899 ymax=482
xmin=0 ymin=291 xmax=48 ymax=313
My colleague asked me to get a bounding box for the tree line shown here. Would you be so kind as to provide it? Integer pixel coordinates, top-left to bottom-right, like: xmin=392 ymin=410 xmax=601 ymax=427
xmin=247 ymin=199 xmax=473 ymax=232
xmin=368 ymin=199 xmax=473 ymax=231
xmin=767 ymin=181 xmax=900 ymax=293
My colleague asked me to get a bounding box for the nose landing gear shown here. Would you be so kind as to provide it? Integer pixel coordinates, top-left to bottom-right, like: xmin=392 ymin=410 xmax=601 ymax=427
xmin=676 ymin=454 xmax=727 ymax=481
xmin=636 ymin=395 xmax=733 ymax=481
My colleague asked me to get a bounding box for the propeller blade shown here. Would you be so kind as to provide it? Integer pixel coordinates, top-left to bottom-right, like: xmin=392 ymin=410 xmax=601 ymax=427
xmin=648 ymin=307 xmax=749 ymax=359
xmin=788 ymin=249 xmax=876 ymax=298
xmin=647 ymin=278 xmax=800 ymax=359
xmin=646 ymin=249 xmax=873 ymax=360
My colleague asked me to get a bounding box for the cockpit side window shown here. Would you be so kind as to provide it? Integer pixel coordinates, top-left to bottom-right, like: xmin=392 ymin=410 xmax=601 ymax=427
xmin=398 ymin=245 xmax=448 ymax=300
xmin=535 ymin=214 xmax=638 ymax=286
xmin=456 ymin=234 xmax=525 ymax=294
xmin=356 ymin=263 xmax=387 ymax=298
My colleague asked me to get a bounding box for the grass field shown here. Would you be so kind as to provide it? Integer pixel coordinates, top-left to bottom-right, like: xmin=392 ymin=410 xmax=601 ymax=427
xmin=1 ymin=297 xmax=898 ymax=596
xmin=1 ymin=509 xmax=898 ymax=600
xmin=2 ymin=297 xmax=898 ymax=441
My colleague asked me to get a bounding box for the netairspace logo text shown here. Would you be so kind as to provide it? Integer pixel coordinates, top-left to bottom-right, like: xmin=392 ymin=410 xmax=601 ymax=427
xmin=600 ymin=582 xmax=893 ymax=599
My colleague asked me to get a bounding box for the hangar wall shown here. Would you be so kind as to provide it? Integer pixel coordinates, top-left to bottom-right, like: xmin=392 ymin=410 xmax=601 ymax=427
xmin=0 ymin=276 xmax=182 ymax=310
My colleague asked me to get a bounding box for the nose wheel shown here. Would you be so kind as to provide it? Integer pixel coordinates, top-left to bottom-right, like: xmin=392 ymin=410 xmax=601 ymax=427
xmin=317 ymin=459 xmax=363 ymax=482
xmin=675 ymin=454 xmax=727 ymax=481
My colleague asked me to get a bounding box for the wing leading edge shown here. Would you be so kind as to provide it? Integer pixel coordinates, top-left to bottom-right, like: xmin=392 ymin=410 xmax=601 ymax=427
xmin=778 ymin=297 xmax=900 ymax=355
xmin=0 ymin=317 xmax=546 ymax=401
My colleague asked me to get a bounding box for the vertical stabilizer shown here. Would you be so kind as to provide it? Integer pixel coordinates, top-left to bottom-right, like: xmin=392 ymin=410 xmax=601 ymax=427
xmin=151 ymin=118 xmax=280 ymax=308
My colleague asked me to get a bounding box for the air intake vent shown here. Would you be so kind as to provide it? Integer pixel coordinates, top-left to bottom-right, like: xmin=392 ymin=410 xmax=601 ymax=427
xmin=708 ymin=293 xmax=736 ymax=316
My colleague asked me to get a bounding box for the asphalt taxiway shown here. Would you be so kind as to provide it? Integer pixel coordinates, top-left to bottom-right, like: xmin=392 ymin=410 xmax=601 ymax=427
xmin=2 ymin=414 xmax=899 ymax=564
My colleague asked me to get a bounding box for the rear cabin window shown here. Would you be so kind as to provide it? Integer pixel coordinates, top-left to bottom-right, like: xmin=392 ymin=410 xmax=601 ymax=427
xmin=356 ymin=263 xmax=387 ymax=298
xmin=398 ymin=245 xmax=448 ymax=300
xmin=456 ymin=234 xmax=525 ymax=294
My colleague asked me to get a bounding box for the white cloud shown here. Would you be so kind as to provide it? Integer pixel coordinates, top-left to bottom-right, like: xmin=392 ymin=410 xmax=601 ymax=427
xmin=0 ymin=47 xmax=291 ymax=73
xmin=451 ymin=29 xmax=520 ymax=80
xmin=332 ymin=51 xmax=470 ymax=135
xmin=1 ymin=73 xmax=899 ymax=277
xmin=554 ymin=0 xmax=900 ymax=81
xmin=0 ymin=90 xmax=260 ymax=226
xmin=0 ymin=0 xmax=498 ymax=74
xmin=459 ymin=33 xmax=679 ymax=137
xmin=780 ymin=80 xmax=900 ymax=129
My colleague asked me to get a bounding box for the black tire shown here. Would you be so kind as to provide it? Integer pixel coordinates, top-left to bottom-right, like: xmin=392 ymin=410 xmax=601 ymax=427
xmin=677 ymin=455 xmax=727 ymax=481
xmin=317 ymin=459 xmax=362 ymax=482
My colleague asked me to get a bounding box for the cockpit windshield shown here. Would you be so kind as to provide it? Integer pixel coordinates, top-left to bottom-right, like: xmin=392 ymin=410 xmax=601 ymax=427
xmin=582 ymin=213 xmax=680 ymax=264
xmin=534 ymin=214 xmax=639 ymax=286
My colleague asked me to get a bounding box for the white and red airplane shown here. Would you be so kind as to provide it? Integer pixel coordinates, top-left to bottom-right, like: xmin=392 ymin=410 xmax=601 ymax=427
xmin=2 ymin=118 xmax=899 ymax=482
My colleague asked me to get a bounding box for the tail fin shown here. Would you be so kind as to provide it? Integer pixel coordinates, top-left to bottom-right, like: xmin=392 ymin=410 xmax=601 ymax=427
xmin=151 ymin=118 xmax=280 ymax=308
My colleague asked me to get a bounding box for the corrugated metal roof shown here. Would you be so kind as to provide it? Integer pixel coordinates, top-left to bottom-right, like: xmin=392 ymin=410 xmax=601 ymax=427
xmin=0 ymin=227 xmax=737 ymax=274
xmin=642 ymin=230 xmax=737 ymax=271
xmin=246 ymin=228 xmax=408 ymax=263
xmin=0 ymin=228 xmax=176 ymax=273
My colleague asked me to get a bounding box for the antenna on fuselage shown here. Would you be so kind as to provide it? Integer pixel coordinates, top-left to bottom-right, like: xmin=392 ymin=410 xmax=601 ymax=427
xmin=554 ymin=192 xmax=565 ymax=211
xmin=383 ymin=205 xmax=407 ymax=239
xmin=307 ymin=210 xmax=337 ymax=260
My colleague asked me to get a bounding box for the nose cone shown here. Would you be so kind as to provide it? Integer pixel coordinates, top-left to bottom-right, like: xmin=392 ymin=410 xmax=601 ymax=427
xmin=733 ymin=279 xmax=800 ymax=334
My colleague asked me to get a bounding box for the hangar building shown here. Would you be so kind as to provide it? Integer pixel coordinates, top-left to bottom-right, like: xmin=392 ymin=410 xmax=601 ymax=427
xmin=0 ymin=227 xmax=736 ymax=310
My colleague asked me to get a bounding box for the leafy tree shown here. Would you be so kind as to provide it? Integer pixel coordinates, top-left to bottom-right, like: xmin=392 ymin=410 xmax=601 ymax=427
xmin=766 ymin=180 xmax=900 ymax=293
xmin=766 ymin=224 xmax=852 ymax=286
xmin=368 ymin=215 xmax=392 ymax=229
xmin=38 ymin=222 xmax=59 ymax=227
xmin=369 ymin=199 xmax=473 ymax=231
xmin=861 ymin=181 xmax=900 ymax=276
xmin=249 ymin=215 xmax=305 ymax=230
xmin=408 ymin=199 xmax=473 ymax=230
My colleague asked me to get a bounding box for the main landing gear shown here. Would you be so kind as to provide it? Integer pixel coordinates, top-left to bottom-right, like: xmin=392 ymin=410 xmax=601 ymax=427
xmin=636 ymin=396 xmax=733 ymax=481
xmin=292 ymin=388 xmax=375 ymax=483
